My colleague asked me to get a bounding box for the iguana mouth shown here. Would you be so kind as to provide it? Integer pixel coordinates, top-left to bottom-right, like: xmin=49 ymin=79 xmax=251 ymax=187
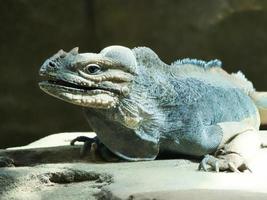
xmin=39 ymin=79 xmax=119 ymax=108
xmin=47 ymin=80 xmax=91 ymax=90
xmin=39 ymin=79 xmax=118 ymax=95
xmin=47 ymin=79 xmax=98 ymax=91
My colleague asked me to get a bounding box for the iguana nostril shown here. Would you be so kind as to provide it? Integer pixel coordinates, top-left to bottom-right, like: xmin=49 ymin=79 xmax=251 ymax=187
xmin=49 ymin=61 xmax=56 ymax=68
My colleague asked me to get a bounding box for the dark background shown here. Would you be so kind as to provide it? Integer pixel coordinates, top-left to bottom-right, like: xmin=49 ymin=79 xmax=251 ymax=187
xmin=1 ymin=0 xmax=267 ymax=148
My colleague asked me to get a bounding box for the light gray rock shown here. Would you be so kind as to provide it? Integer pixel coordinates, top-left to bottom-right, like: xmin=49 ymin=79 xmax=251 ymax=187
xmin=1 ymin=159 xmax=267 ymax=200
xmin=1 ymin=133 xmax=267 ymax=200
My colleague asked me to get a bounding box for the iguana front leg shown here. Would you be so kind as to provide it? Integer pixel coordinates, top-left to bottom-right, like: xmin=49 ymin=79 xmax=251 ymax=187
xmin=71 ymin=136 xmax=121 ymax=162
xmin=199 ymin=122 xmax=261 ymax=172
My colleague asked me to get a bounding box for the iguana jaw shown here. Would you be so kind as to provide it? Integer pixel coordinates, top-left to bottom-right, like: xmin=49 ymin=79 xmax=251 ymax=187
xmin=39 ymin=78 xmax=119 ymax=109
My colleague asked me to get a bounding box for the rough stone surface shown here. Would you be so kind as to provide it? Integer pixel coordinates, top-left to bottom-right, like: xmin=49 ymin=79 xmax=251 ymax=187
xmin=1 ymin=158 xmax=267 ymax=200
xmin=1 ymin=132 xmax=267 ymax=200
xmin=1 ymin=0 xmax=267 ymax=148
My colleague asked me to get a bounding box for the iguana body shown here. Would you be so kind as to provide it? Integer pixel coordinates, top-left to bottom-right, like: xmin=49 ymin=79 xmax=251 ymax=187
xmin=39 ymin=46 xmax=267 ymax=172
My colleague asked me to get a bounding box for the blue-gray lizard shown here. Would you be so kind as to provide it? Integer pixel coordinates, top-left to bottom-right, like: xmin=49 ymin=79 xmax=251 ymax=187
xmin=39 ymin=46 xmax=267 ymax=172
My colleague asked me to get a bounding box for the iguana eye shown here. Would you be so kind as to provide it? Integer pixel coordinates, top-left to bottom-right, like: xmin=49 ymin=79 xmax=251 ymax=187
xmin=84 ymin=64 xmax=101 ymax=74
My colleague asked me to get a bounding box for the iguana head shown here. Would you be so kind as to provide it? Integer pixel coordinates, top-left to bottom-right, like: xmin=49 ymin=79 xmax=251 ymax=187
xmin=39 ymin=46 xmax=166 ymax=160
xmin=39 ymin=46 xmax=136 ymax=109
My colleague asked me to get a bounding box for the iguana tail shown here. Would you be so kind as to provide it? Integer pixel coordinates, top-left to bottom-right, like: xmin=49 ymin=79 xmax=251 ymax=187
xmin=250 ymin=92 xmax=267 ymax=125
xmin=231 ymin=71 xmax=267 ymax=124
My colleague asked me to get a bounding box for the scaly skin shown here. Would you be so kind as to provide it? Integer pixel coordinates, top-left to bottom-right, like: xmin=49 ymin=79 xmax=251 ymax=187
xmin=39 ymin=45 xmax=266 ymax=172
xmin=39 ymin=47 xmax=133 ymax=109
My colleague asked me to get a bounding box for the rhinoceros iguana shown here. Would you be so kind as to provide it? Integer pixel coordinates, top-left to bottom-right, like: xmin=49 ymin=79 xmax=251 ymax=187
xmin=39 ymin=45 xmax=267 ymax=172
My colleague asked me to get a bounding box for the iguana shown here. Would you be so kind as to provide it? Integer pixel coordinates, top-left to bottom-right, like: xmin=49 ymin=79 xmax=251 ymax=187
xmin=38 ymin=45 xmax=267 ymax=172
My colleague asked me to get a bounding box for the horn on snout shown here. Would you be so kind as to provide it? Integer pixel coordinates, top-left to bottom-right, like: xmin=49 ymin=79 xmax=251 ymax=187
xmin=57 ymin=49 xmax=67 ymax=57
xmin=69 ymin=47 xmax=79 ymax=55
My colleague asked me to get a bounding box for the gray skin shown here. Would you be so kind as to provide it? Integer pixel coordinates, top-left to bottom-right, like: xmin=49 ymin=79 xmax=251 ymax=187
xmin=39 ymin=46 xmax=263 ymax=172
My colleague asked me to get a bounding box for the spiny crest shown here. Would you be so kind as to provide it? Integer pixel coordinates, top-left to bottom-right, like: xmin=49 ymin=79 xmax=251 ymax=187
xmin=172 ymin=58 xmax=222 ymax=69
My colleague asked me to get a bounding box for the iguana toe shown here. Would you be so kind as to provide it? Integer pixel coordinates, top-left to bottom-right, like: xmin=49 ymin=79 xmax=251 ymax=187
xmin=198 ymin=153 xmax=249 ymax=172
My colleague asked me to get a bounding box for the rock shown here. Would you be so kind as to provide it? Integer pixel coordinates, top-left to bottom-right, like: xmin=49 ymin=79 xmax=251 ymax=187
xmin=1 ymin=132 xmax=267 ymax=199
xmin=0 ymin=132 xmax=100 ymax=166
xmin=1 ymin=159 xmax=267 ymax=200
xmin=7 ymin=132 xmax=96 ymax=150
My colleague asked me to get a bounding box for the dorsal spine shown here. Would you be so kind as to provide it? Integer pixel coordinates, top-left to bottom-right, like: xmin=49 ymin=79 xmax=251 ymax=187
xmin=172 ymin=58 xmax=222 ymax=69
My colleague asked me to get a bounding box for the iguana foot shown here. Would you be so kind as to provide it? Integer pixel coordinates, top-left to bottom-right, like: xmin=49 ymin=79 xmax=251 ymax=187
xmin=70 ymin=136 xmax=120 ymax=162
xmin=0 ymin=156 xmax=15 ymax=167
xmin=198 ymin=124 xmax=261 ymax=173
xmin=71 ymin=136 xmax=99 ymax=157
xmin=198 ymin=153 xmax=250 ymax=173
